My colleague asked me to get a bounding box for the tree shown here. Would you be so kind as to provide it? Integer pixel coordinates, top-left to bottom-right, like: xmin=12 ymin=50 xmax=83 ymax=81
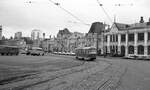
xmin=10 ymin=36 xmax=13 ymax=40
xmin=2 ymin=36 xmax=5 ymax=40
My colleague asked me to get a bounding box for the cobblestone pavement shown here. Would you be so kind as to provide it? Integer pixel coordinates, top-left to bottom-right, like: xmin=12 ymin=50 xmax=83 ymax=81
xmin=0 ymin=55 xmax=126 ymax=90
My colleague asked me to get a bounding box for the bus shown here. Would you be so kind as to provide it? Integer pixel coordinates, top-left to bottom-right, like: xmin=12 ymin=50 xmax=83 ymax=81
xmin=75 ymin=47 xmax=97 ymax=60
xmin=0 ymin=45 xmax=19 ymax=56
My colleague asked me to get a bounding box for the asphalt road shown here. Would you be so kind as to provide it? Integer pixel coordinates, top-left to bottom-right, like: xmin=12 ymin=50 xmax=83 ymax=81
xmin=0 ymin=55 xmax=150 ymax=90
xmin=99 ymin=57 xmax=150 ymax=90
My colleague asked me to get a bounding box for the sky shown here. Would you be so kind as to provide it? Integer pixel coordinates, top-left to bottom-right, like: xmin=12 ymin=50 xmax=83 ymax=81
xmin=0 ymin=0 xmax=150 ymax=38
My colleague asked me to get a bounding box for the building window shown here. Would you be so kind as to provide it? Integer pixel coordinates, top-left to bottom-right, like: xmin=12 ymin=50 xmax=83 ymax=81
xmin=105 ymin=46 xmax=107 ymax=53
xmin=148 ymin=46 xmax=150 ymax=55
xmin=105 ymin=35 xmax=107 ymax=42
xmin=121 ymin=34 xmax=126 ymax=42
xmin=148 ymin=32 xmax=150 ymax=40
xmin=138 ymin=33 xmax=144 ymax=41
xmin=128 ymin=45 xmax=134 ymax=54
xmin=116 ymin=35 xmax=118 ymax=42
xmin=110 ymin=46 xmax=113 ymax=51
xmin=115 ymin=45 xmax=118 ymax=53
xmin=110 ymin=35 xmax=112 ymax=42
xmin=128 ymin=33 xmax=134 ymax=42
xmin=138 ymin=45 xmax=144 ymax=55
xmin=113 ymin=35 xmax=115 ymax=42
xmin=121 ymin=45 xmax=125 ymax=56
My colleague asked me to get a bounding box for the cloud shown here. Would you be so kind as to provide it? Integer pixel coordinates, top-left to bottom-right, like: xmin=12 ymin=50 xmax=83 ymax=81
xmin=0 ymin=0 xmax=150 ymax=38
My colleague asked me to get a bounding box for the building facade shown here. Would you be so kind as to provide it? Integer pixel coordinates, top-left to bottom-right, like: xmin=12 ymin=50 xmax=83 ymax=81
xmin=31 ymin=29 xmax=42 ymax=40
xmin=56 ymin=28 xmax=72 ymax=52
xmin=104 ymin=17 xmax=150 ymax=57
xmin=86 ymin=22 xmax=106 ymax=54
xmin=14 ymin=32 xmax=22 ymax=40
xmin=68 ymin=32 xmax=85 ymax=52
xmin=41 ymin=38 xmax=55 ymax=52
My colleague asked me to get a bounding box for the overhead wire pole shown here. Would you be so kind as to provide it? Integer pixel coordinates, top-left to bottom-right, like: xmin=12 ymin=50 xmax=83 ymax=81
xmin=48 ymin=0 xmax=90 ymax=26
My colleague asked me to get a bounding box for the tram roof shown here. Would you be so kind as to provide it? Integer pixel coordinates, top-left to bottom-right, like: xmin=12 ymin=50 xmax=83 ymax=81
xmin=0 ymin=45 xmax=19 ymax=48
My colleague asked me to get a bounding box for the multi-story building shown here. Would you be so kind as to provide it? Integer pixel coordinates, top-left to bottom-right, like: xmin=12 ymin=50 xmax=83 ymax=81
xmin=0 ymin=25 xmax=2 ymax=40
xmin=68 ymin=32 xmax=85 ymax=52
xmin=56 ymin=28 xmax=72 ymax=52
xmin=104 ymin=17 xmax=150 ymax=57
xmin=31 ymin=29 xmax=42 ymax=40
xmin=14 ymin=32 xmax=22 ymax=40
xmin=41 ymin=38 xmax=55 ymax=52
xmin=85 ymin=22 xmax=106 ymax=54
xmin=31 ymin=29 xmax=42 ymax=47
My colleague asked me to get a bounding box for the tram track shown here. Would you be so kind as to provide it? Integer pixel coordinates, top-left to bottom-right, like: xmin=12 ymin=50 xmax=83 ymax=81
xmin=57 ymin=61 xmax=126 ymax=90
xmin=0 ymin=60 xmax=98 ymax=90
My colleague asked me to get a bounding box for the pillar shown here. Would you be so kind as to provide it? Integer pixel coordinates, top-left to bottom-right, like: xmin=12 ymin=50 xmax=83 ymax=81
xmin=118 ymin=34 xmax=121 ymax=54
xmin=107 ymin=35 xmax=110 ymax=53
xmin=125 ymin=33 xmax=128 ymax=56
xmin=144 ymin=32 xmax=148 ymax=55
xmin=134 ymin=33 xmax=138 ymax=55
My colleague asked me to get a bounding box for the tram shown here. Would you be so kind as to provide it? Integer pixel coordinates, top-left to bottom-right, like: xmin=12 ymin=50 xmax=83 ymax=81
xmin=75 ymin=47 xmax=97 ymax=60
xmin=0 ymin=45 xmax=19 ymax=55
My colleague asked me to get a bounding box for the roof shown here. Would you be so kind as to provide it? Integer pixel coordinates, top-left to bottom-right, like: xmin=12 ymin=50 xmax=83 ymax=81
xmin=58 ymin=28 xmax=71 ymax=35
xmin=114 ymin=22 xmax=150 ymax=31
xmin=88 ymin=22 xmax=105 ymax=34
xmin=0 ymin=45 xmax=19 ymax=48
xmin=114 ymin=23 xmax=129 ymax=30
xmin=129 ymin=22 xmax=150 ymax=29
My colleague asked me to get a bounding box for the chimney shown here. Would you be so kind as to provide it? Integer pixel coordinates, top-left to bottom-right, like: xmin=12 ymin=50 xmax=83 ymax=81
xmin=139 ymin=16 xmax=144 ymax=23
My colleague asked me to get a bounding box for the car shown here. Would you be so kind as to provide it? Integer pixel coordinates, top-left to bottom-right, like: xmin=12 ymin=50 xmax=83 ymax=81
xmin=19 ymin=49 xmax=27 ymax=54
xmin=70 ymin=52 xmax=75 ymax=56
xmin=27 ymin=47 xmax=45 ymax=56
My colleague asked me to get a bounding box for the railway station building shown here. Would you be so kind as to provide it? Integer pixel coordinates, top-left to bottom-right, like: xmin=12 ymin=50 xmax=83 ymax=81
xmin=104 ymin=17 xmax=150 ymax=57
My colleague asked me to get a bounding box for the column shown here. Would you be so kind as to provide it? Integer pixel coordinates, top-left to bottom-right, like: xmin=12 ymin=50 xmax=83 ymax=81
xmin=125 ymin=33 xmax=128 ymax=56
xmin=144 ymin=32 xmax=148 ymax=55
xmin=118 ymin=34 xmax=121 ymax=54
xmin=107 ymin=35 xmax=110 ymax=53
xmin=134 ymin=33 xmax=138 ymax=55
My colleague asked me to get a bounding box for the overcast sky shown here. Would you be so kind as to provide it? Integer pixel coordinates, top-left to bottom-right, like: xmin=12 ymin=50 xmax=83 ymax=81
xmin=0 ymin=0 xmax=150 ymax=38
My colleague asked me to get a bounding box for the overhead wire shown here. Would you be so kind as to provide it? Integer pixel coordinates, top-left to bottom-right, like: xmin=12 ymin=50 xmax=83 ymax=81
xmin=48 ymin=0 xmax=90 ymax=26
xmin=96 ymin=0 xmax=113 ymax=24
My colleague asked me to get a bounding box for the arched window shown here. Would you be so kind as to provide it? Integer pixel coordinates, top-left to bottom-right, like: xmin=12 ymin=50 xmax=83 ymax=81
xmin=138 ymin=45 xmax=144 ymax=55
xmin=128 ymin=45 xmax=134 ymax=54
xmin=121 ymin=45 xmax=125 ymax=56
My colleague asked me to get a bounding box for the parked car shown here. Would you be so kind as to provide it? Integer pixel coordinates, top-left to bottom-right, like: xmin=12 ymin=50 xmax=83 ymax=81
xmin=70 ymin=52 xmax=75 ymax=56
xmin=19 ymin=49 xmax=27 ymax=54
xmin=27 ymin=47 xmax=45 ymax=56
